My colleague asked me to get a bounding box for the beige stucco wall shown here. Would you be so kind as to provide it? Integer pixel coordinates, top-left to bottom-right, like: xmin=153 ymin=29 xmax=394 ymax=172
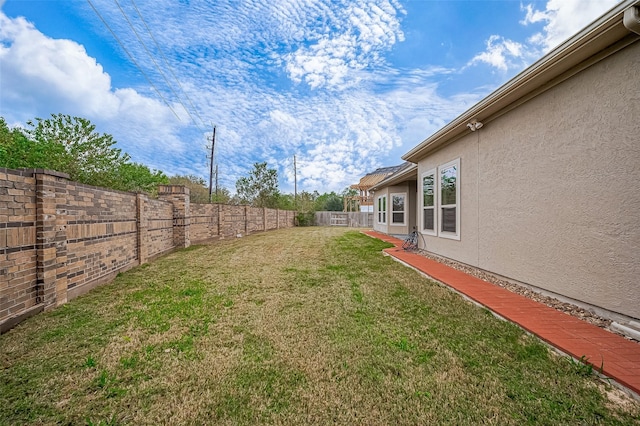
xmin=373 ymin=182 xmax=417 ymax=236
xmin=416 ymin=40 xmax=640 ymax=321
xmin=373 ymin=187 xmax=389 ymax=234
xmin=417 ymin=133 xmax=480 ymax=266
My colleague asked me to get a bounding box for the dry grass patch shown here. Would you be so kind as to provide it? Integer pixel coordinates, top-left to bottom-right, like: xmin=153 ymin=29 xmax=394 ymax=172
xmin=1 ymin=227 xmax=639 ymax=425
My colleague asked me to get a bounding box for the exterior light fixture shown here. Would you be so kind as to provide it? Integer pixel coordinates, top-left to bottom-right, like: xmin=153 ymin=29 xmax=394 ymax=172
xmin=467 ymin=119 xmax=483 ymax=131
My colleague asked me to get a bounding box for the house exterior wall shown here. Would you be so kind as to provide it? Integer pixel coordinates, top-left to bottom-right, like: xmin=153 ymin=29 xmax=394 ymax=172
xmin=372 ymin=188 xmax=387 ymax=234
xmin=407 ymin=180 xmax=417 ymax=234
xmin=418 ymin=135 xmax=479 ymax=266
xmin=373 ymin=182 xmax=417 ymax=236
xmin=415 ymin=40 xmax=640 ymax=321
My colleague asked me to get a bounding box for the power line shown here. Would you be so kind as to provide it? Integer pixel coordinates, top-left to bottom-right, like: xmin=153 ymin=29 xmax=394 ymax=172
xmin=86 ymin=0 xmax=182 ymax=121
xmin=129 ymin=0 xmax=207 ymax=129
xmin=113 ymin=0 xmax=204 ymax=132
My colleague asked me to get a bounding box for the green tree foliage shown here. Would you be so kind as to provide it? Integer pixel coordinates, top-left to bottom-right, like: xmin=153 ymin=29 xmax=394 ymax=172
xmin=24 ymin=114 xmax=128 ymax=186
xmin=314 ymin=191 xmax=343 ymax=211
xmin=0 ymin=117 xmax=61 ymax=169
xmin=0 ymin=115 xmax=167 ymax=193
xmin=169 ymin=174 xmax=210 ymax=203
xmin=235 ymin=162 xmax=280 ymax=208
xmin=341 ymin=187 xmax=358 ymax=198
xmin=114 ymin=162 xmax=168 ymax=193
xmin=275 ymin=193 xmax=295 ymax=210
xmin=210 ymin=187 xmax=232 ymax=204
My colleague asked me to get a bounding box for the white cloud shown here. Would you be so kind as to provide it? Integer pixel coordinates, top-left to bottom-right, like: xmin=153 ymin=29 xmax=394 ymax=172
xmin=521 ymin=0 xmax=620 ymax=52
xmin=0 ymin=11 xmax=193 ymax=172
xmin=0 ymin=1 xmax=475 ymax=193
xmin=467 ymin=35 xmax=526 ymax=72
xmin=283 ymin=0 xmax=406 ymax=90
xmin=467 ymin=0 xmax=618 ymax=73
xmin=0 ymin=14 xmax=117 ymax=116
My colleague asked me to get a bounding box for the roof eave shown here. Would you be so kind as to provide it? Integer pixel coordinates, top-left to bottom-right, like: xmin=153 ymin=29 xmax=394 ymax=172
xmin=403 ymin=0 xmax=639 ymax=163
xmin=370 ymin=164 xmax=418 ymax=192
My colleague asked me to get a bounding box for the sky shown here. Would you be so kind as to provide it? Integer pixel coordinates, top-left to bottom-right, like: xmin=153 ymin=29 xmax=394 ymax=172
xmin=0 ymin=0 xmax=620 ymax=194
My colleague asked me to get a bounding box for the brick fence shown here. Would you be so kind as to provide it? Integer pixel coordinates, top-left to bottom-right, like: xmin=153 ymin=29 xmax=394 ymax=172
xmin=0 ymin=168 xmax=295 ymax=332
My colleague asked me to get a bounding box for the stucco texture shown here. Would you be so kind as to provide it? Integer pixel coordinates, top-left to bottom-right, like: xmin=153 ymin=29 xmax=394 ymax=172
xmin=417 ymin=40 xmax=640 ymax=321
xmin=373 ymin=182 xmax=416 ymax=236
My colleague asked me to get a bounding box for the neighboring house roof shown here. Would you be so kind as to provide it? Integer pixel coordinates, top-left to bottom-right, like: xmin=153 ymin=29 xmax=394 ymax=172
xmin=403 ymin=0 xmax=640 ymax=163
xmin=369 ymin=163 xmax=417 ymax=192
xmin=350 ymin=163 xmax=409 ymax=190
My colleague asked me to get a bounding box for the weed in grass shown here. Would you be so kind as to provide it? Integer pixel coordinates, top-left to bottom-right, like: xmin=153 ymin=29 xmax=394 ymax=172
xmin=119 ymin=355 xmax=139 ymax=369
xmin=568 ymin=355 xmax=598 ymax=377
xmin=350 ymin=280 xmax=364 ymax=303
xmin=392 ymin=337 xmax=413 ymax=351
xmin=84 ymin=355 xmax=97 ymax=368
xmin=95 ymin=370 xmax=111 ymax=389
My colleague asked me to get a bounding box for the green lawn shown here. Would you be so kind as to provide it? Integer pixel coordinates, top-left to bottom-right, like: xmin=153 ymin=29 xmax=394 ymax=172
xmin=1 ymin=228 xmax=638 ymax=425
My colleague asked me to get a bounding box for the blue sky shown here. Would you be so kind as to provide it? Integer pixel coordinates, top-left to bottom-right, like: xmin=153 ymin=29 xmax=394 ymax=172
xmin=0 ymin=0 xmax=619 ymax=193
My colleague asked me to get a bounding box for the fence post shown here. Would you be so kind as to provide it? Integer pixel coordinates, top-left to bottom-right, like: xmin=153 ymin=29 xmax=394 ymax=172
xmin=136 ymin=193 xmax=148 ymax=265
xmin=263 ymin=207 xmax=267 ymax=231
xmin=35 ymin=170 xmax=69 ymax=310
xmin=244 ymin=205 xmax=249 ymax=235
xmin=158 ymin=185 xmax=190 ymax=249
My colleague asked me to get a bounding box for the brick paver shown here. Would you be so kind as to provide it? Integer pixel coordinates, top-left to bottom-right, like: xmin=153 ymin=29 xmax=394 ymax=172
xmin=363 ymin=230 xmax=640 ymax=397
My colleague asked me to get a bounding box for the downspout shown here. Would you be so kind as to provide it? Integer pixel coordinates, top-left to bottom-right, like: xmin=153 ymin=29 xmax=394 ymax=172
xmin=624 ymin=4 xmax=640 ymax=35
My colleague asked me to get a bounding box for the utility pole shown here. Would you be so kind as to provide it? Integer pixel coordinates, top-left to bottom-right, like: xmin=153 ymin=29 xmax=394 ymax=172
xmin=293 ymin=154 xmax=297 ymax=209
xmin=215 ymin=164 xmax=219 ymax=197
xmin=208 ymin=125 xmax=216 ymax=201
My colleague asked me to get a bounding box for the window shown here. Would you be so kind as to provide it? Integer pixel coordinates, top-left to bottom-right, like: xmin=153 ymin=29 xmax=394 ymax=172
xmin=377 ymin=195 xmax=387 ymax=224
xmin=420 ymin=159 xmax=460 ymax=240
xmin=438 ymin=159 xmax=460 ymax=239
xmin=391 ymin=193 xmax=406 ymax=225
xmin=421 ymin=170 xmax=435 ymax=234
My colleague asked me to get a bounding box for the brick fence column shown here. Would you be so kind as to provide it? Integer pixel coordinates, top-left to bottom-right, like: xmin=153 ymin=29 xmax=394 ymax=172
xmin=262 ymin=207 xmax=266 ymax=231
xmin=136 ymin=193 xmax=148 ymax=265
xmin=158 ymin=185 xmax=190 ymax=249
xmin=35 ymin=170 xmax=69 ymax=311
xmin=244 ymin=205 xmax=249 ymax=235
xmin=276 ymin=209 xmax=280 ymax=229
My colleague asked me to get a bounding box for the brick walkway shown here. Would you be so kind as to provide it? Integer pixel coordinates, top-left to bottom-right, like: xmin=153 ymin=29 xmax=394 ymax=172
xmin=363 ymin=230 xmax=640 ymax=398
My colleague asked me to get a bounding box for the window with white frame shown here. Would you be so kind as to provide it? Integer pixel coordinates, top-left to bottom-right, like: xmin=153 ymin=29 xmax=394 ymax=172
xmin=391 ymin=193 xmax=406 ymax=225
xmin=377 ymin=195 xmax=387 ymax=224
xmin=438 ymin=159 xmax=460 ymax=239
xmin=420 ymin=159 xmax=460 ymax=239
xmin=421 ymin=170 xmax=436 ymax=234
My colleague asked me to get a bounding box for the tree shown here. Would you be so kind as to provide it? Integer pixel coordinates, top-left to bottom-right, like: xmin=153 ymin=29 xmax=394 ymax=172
xmin=114 ymin=162 xmax=168 ymax=193
xmin=314 ymin=191 xmax=343 ymax=211
xmin=25 ymin=114 xmax=129 ymax=187
xmin=169 ymin=174 xmax=210 ymax=203
xmin=275 ymin=193 xmax=295 ymax=210
xmin=235 ymin=162 xmax=280 ymax=208
xmin=0 ymin=117 xmax=64 ymax=169
xmin=341 ymin=186 xmax=359 ymax=211
xmin=0 ymin=114 xmax=168 ymax=193
xmin=210 ymin=187 xmax=232 ymax=204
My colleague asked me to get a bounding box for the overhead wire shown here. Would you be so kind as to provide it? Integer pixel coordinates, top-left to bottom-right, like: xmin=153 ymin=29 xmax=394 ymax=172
xmin=113 ymin=0 xmax=205 ymax=133
xmin=86 ymin=0 xmax=182 ymax=121
xmin=129 ymin=0 xmax=208 ymax=130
